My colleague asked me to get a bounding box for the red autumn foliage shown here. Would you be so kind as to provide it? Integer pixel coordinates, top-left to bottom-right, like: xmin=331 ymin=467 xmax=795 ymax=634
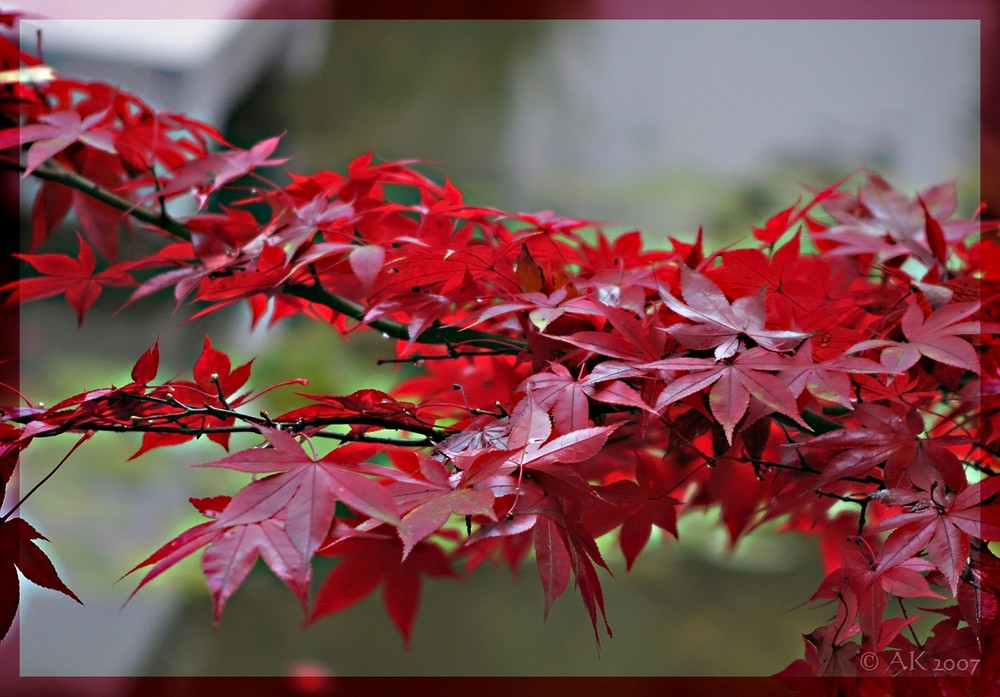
xmin=1 ymin=14 xmax=998 ymax=690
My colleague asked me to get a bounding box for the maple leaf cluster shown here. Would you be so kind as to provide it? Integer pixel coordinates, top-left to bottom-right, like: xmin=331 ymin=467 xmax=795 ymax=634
xmin=1 ymin=15 xmax=999 ymax=688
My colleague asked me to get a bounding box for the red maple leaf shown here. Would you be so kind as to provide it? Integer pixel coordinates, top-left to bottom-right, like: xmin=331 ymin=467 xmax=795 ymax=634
xmin=503 ymin=392 xmax=621 ymax=480
xmin=0 ymin=517 xmax=82 ymax=640
xmin=122 ymin=498 xmax=310 ymax=622
xmin=711 ymin=232 xmax=804 ymax=298
xmin=874 ymin=476 xmax=1000 ymax=595
xmin=129 ymin=339 xmax=160 ymax=386
xmin=200 ymin=517 xmax=307 ymax=622
xmin=195 ymin=427 xmax=400 ymax=562
xmin=777 ymin=599 xmax=861 ymax=680
xmin=147 ymin=135 xmax=287 ymax=207
xmin=659 ymin=265 xmax=810 ymax=360
xmin=648 ymin=347 xmax=807 ymax=443
xmin=846 ymin=301 xmax=985 ymax=373
xmin=5 ymin=233 xmax=134 ymax=323
xmin=521 ymin=362 xmax=649 ymax=433
xmin=817 ymin=536 xmax=941 ymax=649
xmin=477 ymin=478 xmax=614 ymax=643
xmin=815 ymin=173 xmax=980 ymax=265
xmin=746 ymin=338 xmax=886 ymax=409
xmin=0 ymin=108 xmax=116 ymax=176
xmin=374 ymin=453 xmax=498 ymax=556
xmin=710 ymin=234 xmax=861 ymax=339
xmin=794 ymin=404 xmax=968 ymax=493
xmin=590 ymin=453 xmax=680 ymax=570
xmin=130 ymin=336 xmax=255 ymax=457
xmin=467 ymin=285 xmax=602 ymax=332
xmin=309 ymin=531 xmax=454 ymax=647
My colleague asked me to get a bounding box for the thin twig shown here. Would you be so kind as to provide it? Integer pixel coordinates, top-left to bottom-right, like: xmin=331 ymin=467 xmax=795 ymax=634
xmin=1 ymin=432 xmax=92 ymax=522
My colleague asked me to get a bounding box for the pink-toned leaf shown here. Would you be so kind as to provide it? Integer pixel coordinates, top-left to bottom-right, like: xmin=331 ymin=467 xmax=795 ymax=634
xmin=660 ymin=265 xmax=809 ymax=359
xmin=348 ymin=244 xmax=385 ymax=293
xmin=201 ymin=518 xmax=307 ymax=621
xmin=534 ymin=516 xmax=571 ymax=618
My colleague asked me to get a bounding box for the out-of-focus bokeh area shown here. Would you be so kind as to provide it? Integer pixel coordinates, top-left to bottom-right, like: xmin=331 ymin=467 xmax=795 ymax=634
xmin=9 ymin=14 xmax=980 ymax=677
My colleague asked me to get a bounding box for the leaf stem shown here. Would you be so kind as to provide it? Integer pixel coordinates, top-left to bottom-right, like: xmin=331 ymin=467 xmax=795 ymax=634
xmin=1 ymin=432 xmax=92 ymax=523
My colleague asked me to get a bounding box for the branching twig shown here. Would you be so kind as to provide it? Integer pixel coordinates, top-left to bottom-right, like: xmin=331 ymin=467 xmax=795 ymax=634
xmin=284 ymin=282 xmax=526 ymax=352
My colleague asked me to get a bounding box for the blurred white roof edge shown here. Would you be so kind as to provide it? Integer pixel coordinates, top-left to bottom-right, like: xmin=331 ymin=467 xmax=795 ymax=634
xmin=5 ymin=0 xmax=270 ymax=20
xmin=21 ymin=19 xmax=248 ymax=70
xmin=6 ymin=4 xmax=331 ymax=124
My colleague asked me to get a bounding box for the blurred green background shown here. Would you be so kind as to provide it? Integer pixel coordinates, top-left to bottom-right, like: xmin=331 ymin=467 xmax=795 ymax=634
xmin=15 ymin=19 xmax=980 ymax=677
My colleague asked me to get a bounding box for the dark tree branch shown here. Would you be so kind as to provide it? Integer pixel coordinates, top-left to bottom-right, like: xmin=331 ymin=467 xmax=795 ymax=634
xmin=283 ymin=282 xmax=526 ymax=352
xmin=1 ymin=157 xmax=194 ymax=241
xmin=2 ymin=154 xmax=529 ymax=354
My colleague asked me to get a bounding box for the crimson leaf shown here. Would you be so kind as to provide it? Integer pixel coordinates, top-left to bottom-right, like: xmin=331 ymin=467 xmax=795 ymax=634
xmin=659 ymin=265 xmax=810 ymax=360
